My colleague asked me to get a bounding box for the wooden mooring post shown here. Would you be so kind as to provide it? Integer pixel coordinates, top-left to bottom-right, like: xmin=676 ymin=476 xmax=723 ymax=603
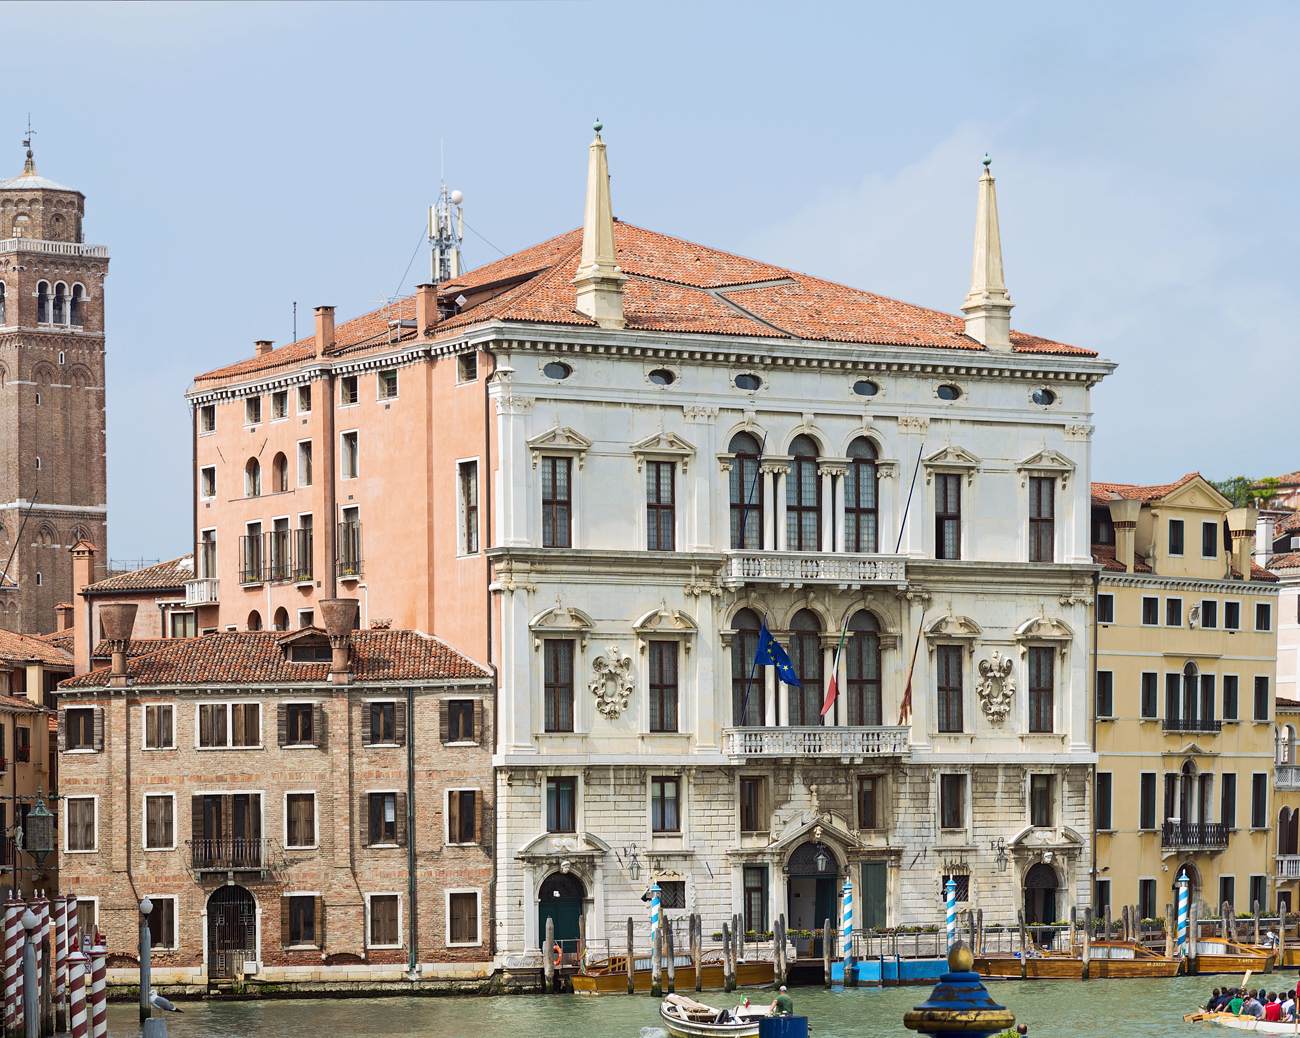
xmin=543 ymin=916 xmax=555 ymax=993
xmin=1253 ymin=900 xmax=1261 ymax=947
xmin=977 ymin=908 xmax=984 ymax=955
xmin=721 ymin=921 xmax=734 ymax=992
xmin=626 ymin=918 xmax=635 ymax=995
xmin=822 ymin=919 xmax=833 ymax=988
xmin=1081 ymin=906 xmax=1092 ymax=981
xmin=733 ymin=913 xmax=743 ymax=972
xmin=1165 ymin=903 xmax=1174 ymax=960
xmin=665 ymin=922 xmax=676 ymax=994
xmin=1017 ymin=909 xmax=1027 ymax=980
xmin=691 ymin=914 xmax=702 ymax=992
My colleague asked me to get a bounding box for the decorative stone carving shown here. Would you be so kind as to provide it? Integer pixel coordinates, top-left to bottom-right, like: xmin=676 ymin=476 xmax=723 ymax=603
xmin=976 ymin=650 xmax=1016 ymax=723
xmin=630 ymin=431 xmax=696 ymax=472
xmin=526 ymin=426 xmax=592 ymax=468
xmin=898 ymin=415 xmax=929 ymax=434
xmin=1064 ymin=424 xmax=1093 ymax=440
xmin=589 ymin=645 xmax=634 ymax=719
xmin=923 ymin=445 xmax=981 ymax=485
xmin=682 ymin=405 xmax=719 ymax=422
xmin=683 ymin=581 xmax=722 ymax=598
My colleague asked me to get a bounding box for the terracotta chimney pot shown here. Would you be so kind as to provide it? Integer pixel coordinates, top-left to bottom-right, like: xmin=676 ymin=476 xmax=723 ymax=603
xmin=415 ymin=284 xmax=437 ymax=335
xmin=254 ymin=339 xmax=273 ymax=356
xmin=314 ymin=306 xmax=336 ymax=358
xmin=318 ymin=597 xmax=359 ymax=682
xmin=99 ymin=601 xmax=138 ymax=683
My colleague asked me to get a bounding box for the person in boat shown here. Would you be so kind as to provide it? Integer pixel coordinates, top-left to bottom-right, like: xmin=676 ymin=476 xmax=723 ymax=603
xmin=1264 ymin=993 xmax=1282 ymax=1023
xmin=1241 ymin=992 xmax=1265 ymax=1019
xmin=1227 ymin=989 xmax=1245 ymax=1015
xmin=1205 ymin=987 xmax=1222 ymax=1012
xmin=1282 ymin=989 xmax=1297 ymax=1022
xmin=1264 ymin=930 xmax=1279 ymax=949
xmin=771 ymin=986 xmax=793 ymax=1016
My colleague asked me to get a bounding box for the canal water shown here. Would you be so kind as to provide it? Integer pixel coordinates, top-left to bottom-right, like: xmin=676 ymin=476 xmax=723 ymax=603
xmin=104 ymin=975 xmax=1230 ymax=1037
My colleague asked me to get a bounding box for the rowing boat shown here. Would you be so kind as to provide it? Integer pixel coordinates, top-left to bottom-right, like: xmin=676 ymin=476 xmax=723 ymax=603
xmin=972 ymin=951 xmax=1081 ymax=980
xmin=1193 ymin=938 xmax=1276 ymax=975
xmin=659 ymin=994 xmax=772 ymax=1037
xmin=1184 ymin=1011 xmax=1300 ymax=1033
xmin=1086 ymin=940 xmax=1182 ymax=979
xmin=573 ymin=953 xmax=775 ymax=994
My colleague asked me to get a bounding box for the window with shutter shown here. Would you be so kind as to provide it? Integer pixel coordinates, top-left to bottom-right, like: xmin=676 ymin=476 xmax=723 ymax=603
xmin=445 ymin=700 xmax=475 ymax=744
xmin=285 ymin=793 xmax=315 ymax=848
xmin=447 ymin=790 xmax=477 ymax=845
xmin=65 ymin=797 xmax=96 ymax=851
xmin=394 ymin=700 xmax=407 ymax=746
xmin=285 ymin=895 xmax=317 ymax=947
xmin=448 ymin=891 xmax=480 ymax=945
xmin=366 ymin=894 xmax=400 ymax=948
xmin=63 ymin=708 xmax=96 ymax=751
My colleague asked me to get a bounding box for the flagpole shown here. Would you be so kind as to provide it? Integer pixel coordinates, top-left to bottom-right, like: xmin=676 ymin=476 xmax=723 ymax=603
xmin=894 ymin=441 xmax=925 ymax=555
xmin=735 ymin=432 xmax=769 ymax=726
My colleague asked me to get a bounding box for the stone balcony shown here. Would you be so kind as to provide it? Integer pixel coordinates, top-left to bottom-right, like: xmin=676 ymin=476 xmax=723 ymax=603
xmin=1278 ymin=854 xmax=1300 ymax=879
xmin=721 ymin=550 xmax=906 ymax=589
xmin=1277 ymin=765 xmax=1300 ymax=791
xmin=723 ymin=725 xmax=909 ymax=760
xmin=184 ymin=577 xmax=219 ymax=606
xmin=1161 ymin=820 xmax=1228 ymax=852
xmin=0 ymin=238 xmax=109 ymax=258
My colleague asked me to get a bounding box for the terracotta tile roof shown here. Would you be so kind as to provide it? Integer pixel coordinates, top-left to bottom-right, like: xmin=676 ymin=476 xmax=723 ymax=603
xmin=1267 ymin=551 xmax=1300 ymax=571
xmin=83 ymin=555 xmax=193 ymax=595
xmin=0 ymin=694 xmax=49 ymax=715
xmin=0 ymin=629 xmax=73 ymax=668
xmin=1091 ymin=473 xmax=1201 ymax=504
xmin=1092 ymin=543 xmax=1152 ymax=573
xmin=91 ymin=638 xmax=182 ymax=660
xmin=193 ymin=221 xmax=1097 ymax=386
xmin=1242 ymin=563 xmax=1280 ymax=583
xmin=34 ymin=630 xmax=74 ymax=654
xmin=60 ymin=629 xmax=489 ymax=690
xmin=1275 ymin=512 xmax=1300 ymax=538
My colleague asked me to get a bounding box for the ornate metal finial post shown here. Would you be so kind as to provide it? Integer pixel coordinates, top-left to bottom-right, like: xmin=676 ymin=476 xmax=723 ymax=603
xmin=903 ymin=941 xmax=1014 ymax=1038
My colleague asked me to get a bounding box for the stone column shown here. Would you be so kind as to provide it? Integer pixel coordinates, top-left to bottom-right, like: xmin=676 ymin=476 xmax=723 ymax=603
xmin=776 ymin=645 xmax=790 ymax=727
xmin=834 ymin=469 xmax=847 ymax=552
xmin=761 ymin=468 xmax=776 ymax=550
xmin=773 ymin=466 xmax=790 ymax=550
xmin=819 ymin=467 xmax=835 ymax=552
xmin=764 ymin=669 xmax=777 ymax=728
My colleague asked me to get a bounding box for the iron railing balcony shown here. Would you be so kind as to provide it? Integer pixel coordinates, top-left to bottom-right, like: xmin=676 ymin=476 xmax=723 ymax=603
xmin=724 ymin=725 xmax=909 ymax=759
xmin=188 ymin=836 xmax=271 ymax=872
xmin=1161 ymin=820 xmax=1228 ymax=851
xmin=291 ymin=529 xmax=314 ymax=582
xmin=1277 ymin=765 xmax=1300 ymax=791
xmin=1162 ymin=716 xmax=1223 ymax=734
xmin=721 ymin=550 xmax=906 ymax=588
xmin=336 ymin=521 xmax=362 ymax=579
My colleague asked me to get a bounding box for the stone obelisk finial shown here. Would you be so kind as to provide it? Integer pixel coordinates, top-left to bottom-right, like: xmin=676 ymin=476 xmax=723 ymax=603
xmin=961 ymin=154 xmax=1014 ymax=351
xmin=572 ymin=119 xmax=626 ymax=329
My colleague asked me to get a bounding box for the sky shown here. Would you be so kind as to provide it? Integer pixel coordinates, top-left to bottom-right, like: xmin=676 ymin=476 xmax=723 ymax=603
xmin=6 ymin=1 xmax=1299 ymax=560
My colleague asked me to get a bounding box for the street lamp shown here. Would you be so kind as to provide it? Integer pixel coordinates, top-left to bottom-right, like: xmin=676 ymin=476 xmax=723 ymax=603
xmin=23 ymin=795 xmax=54 ymax=869
xmin=815 ymin=847 xmax=830 ymax=874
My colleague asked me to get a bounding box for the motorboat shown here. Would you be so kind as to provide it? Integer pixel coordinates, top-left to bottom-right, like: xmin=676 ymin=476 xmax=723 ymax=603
xmin=573 ymin=952 xmax=774 ymax=993
xmin=659 ymin=993 xmax=773 ymax=1037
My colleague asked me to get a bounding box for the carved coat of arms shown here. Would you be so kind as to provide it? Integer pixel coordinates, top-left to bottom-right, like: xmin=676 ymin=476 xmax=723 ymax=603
xmin=976 ymin=650 xmax=1016 ymax=723
xmin=589 ymin=646 xmax=634 ymax=719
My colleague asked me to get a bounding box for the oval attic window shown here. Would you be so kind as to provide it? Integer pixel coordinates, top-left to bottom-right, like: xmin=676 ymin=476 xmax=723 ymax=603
xmin=543 ymin=361 xmax=572 ymax=381
xmin=852 ymin=379 xmax=880 ymax=397
xmin=936 ymin=383 xmax=962 ymax=401
xmin=648 ymin=368 xmax=676 ymax=386
xmin=734 ymin=373 xmax=762 ymax=391
xmin=1032 ymin=387 xmax=1057 ymax=406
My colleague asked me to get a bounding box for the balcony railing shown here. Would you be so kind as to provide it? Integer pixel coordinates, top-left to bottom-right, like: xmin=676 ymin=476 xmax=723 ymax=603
xmin=721 ymin=551 xmax=906 ymax=587
xmin=1162 ymin=716 xmax=1223 ymax=734
xmin=1278 ymin=765 xmax=1300 ymax=791
xmin=724 ymin=725 xmax=909 ymax=759
xmin=1161 ymin=820 xmax=1228 ymax=850
xmin=336 ymin=521 xmax=362 ymax=579
xmin=189 ymin=836 xmax=270 ymax=872
xmin=1278 ymin=854 xmax=1300 ymax=879
xmin=184 ymin=577 xmax=219 ymax=606
xmin=0 ymin=238 xmax=109 ymax=259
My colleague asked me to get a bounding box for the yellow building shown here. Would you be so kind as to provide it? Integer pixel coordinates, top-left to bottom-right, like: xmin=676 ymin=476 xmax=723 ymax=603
xmin=1092 ymin=473 xmax=1279 ymax=920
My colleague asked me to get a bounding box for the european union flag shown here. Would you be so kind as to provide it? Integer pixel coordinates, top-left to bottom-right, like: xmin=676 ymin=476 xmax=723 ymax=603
xmin=754 ymin=623 xmax=801 ymax=686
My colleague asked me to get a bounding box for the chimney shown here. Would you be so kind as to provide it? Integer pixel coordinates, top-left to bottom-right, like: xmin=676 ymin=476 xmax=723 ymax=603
xmin=961 ymin=156 xmax=1014 ymax=350
xmin=572 ymin=121 xmax=626 ymax=329
xmin=314 ymin=306 xmax=336 ymax=358
xmin=54 ymin=602 xmax=73 ymax=631
xmin=318 ymin=597 xmax=359 ymax=683
xmin=415 ymin=283 xmax=437 ymax=335
xmin=254 ymin=339 xmax=273 ymax=356
xmin=70 ymin=540 xmax=96 ymax=676
xmin=1108 ymin=498 xmax=1141 ymax=574
xmin=1227 ymin=506 xmax=1259 ymax=581
xmin=1257 ymin=511 xmax=1279 ymax=569
xmin=99 ymin=601 xmax=138 ymax=686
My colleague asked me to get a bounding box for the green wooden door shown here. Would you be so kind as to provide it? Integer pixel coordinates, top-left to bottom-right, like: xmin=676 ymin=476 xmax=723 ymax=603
xmin=539 ymin=896 xmax=582 ymax=946
xmin=861 ymin=861 xmax=887 ymax=929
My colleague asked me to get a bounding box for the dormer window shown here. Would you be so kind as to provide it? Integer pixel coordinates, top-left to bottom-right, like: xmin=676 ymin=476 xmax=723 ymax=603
xmin=289 ymin=642 xmax=332 ymax=664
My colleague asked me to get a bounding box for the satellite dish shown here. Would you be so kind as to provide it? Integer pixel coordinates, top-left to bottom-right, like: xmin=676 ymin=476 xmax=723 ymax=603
xmin=450 ymin=189 xmax=463 ymax=205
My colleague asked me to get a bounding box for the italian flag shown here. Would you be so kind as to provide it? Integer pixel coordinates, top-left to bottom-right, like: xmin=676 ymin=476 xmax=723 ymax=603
xmin=820 ymin=617 xmax=850 ymax=717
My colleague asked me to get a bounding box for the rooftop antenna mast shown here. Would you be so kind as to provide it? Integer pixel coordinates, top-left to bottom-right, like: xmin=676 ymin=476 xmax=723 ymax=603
xmin=428 ymin=141 xmax=464 ymax=286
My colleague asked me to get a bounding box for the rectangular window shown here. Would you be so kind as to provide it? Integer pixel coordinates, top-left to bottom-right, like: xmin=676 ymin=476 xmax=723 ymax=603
xmin=543 ymin=640 xmax=575 ymax=733
xmin=942 ymin=874 xmax=970 ymax=903
xmin=1256 ymin=602 xmax=1272 ymax=632
xmin=200 ymin=465 xmax=216 ymax=499
xmin=297 ymin=384 xmax=312 ymax=413
xmin=298 ymin=441 xmax=313 ymax=487
xmin=646 ymin=460 xmax=676 ymax=551
xmin=739 ymin=777 xmax=767 ymax=834
xmin=648 ymin=641 xmax=678 ymax=733
xmin=169 ymin=611 xmax=196 ymax=638
xmin=546 ymin=778 xmax=576 ymax=834
xmin=1251 ymin=773 xmax=1267 ymax=829
xmin=1219 ymin=876 xmax=1236 ymax=915
xmin=367 ymin=701 xmax=397 ymax=745
xmin=199 ymin=528 xmax=217 ymax=579
xmin=285 ymin=793 xmax=316 ymax=849
xmin=1202 ymin=521 xmax=1218 ymax=558
xmin=1138 ymin=879 xmax=1156 ymax=922
xmin=445 ymin=700 xmax=476 ymax=743
xmin=272 ymin=390 xmax=288 ymax=420
xmin=1095 ymin=880 xmax=1111 ymax=919
xmin=541 ymin=457 xmax=572 ymax=548
xmin=1028 ymin=646 xmax=1054 ymax=733
xmin=340 ymin=376 xmax=358 ymax=406
xmin=64 ymin=707 xmax=96 ymax=751
xmin=458 ymin=461 xmax=479 ymax=554
xmin=245 ymin=396 xmax=262 ymax=425
xmin=65 ymin=797 xmax=96 ymax=851
xmin=1249 ymin=876 xmax=1268 ymax=915
xmin=1139 ymin=773 xmax=1156 ymax=830
xmin=366 ymin=894 xmax=399 ymax=948
xmin=1142 ymin=597 xmax=1159 ymax=625
xmin=1168 ymin=518 xmax=1184 ymax=555
xmin=1096 ymin=772 xmax=1113 ymax=830
xmin=1096 ymin=671 xmax=1114 ymax=719
xmin=935 ymin=473 xmax=961 ymax=560
xmin=651 ymin=776 xmax=681 ymax=833
xmin=144 ymin=795 xmax=173 ymax=849
xmin=367 ymin=792 xmax=399 ymax=846
xmin=284 ymin=703 xmax=315 ymax=746
xmin=1028 ymin=476 xmax=1054 ymax=562
xmin=338 ymin=505 xmax=361 ymax=577
xmin=743 ymin=866 xmax=769 ymax=934
xmin=1223 ymin=676 xmax=1239 ymax=720
xmin=1254 ymin=676 xmax=1270 ymax=722
xmin=447 ymin=789 xmax=478 ymax=845
xmin=1097 ymin=593 xmax=1114 ymax=624
xmin=1029 ymin=774 xmax=1054 ymax=827
xmin=936 ymin=644 xmax=963 ymax=734
xmin=1166 ymin=598 xmax=1182 ymax=627
xmin=199 ymin=404 xmax=215 ymax=434
xmin=241 ymin=521 xmax=263 ymax=583
xmin=143 ymin=704 xmax=174 ymax=749
xmin=341 ymin=431 xmax=358 ymax=479
xmin=858 ymin=776 xmax=881 ymax=830
xmin=197 ymin=702 xmax=260 ymax=748
xmin=448 ymin=891 xmax=480 ymax=946
xmin=287 ymin=894 xmax=317 ymax=947
xmin=658 ymin=880 xmax=686 ymax=910
xmin=457 ymin=353 xmax=478 ymax=383
xmin=1200 ymin=600 xmax=1217 ymax=629
xmin=939 ymin=774 xmax=966 ymax=830
xmin=1140 ymin=673 xmax=1158 ymax=720
xmin=1222 ymin=773 xmax=1237 ymax=829
xmin=146 ymin=898 xmax=176 ymax=950
xmin=1165 ymin=672 xmax=1181 ymax=723
xmin=378 ymin=369 xmax=398 ymax=400
xmin=1225 ymin=601 xmax=1241 ymax=630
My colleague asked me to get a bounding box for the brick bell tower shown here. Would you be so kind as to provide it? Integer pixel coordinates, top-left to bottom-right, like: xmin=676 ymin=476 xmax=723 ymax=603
xmin=0 ymin=131 xmax=109 ymax=634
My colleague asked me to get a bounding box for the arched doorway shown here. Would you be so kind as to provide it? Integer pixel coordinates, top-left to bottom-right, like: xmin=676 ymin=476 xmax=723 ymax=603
xmin=1173 ymin=862 xmax=1200 ymax=912
xmin=787 ymin=841 xmax=839 ymax=956
xmin=1023 ymin=862 xmax=1059 ymax=926
xmin=207 ymin=885 xmax=257 ymax=980
xmin=538 ymin=872 xmax=586 ymax=949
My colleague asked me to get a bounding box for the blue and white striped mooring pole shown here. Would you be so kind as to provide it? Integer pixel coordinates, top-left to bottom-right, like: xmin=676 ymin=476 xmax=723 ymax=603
xmin=945 ymin=878 xmax=958 ymax=950
xmin=649 ymin=882 xmax=663 ymax=940
xmin=841 ymin=878 xmax=854 ymax=961
xmin=1176 ymin=874 xmax=1190 ymax=958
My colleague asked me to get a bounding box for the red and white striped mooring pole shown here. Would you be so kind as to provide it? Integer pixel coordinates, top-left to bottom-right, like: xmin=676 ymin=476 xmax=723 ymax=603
xmin=53 ymin=894 xmax=67 ymax=1032
xmin=66 ymin=948 xmax=88 ymax=1038
xmin=89 ymin=937 xmax=107 ymax=1038
xmin=5 ymin=895 xmax=24 ymax=1037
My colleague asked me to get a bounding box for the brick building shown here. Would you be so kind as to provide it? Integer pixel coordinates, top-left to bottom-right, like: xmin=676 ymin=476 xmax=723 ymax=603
xmin=56 ymin=598 xmax=495 ymax=988
xmin=0 ymin=140 xmax=110 ymax=634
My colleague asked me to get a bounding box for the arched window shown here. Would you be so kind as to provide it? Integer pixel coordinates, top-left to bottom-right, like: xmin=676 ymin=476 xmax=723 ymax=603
xmin=247 ymin=610 xmax=263 ymax=632
xmin=272 ymin=607 xmax=289 ymax=631
xmin=728 ymin=432 xmax=763 ymax=549
xmin=1182 ymin=662 xmax=1199 ymax=728
xmin=36 ymin=281 xmax=50 ymax=324
xmin=786 ymin=435 xmax=821 ymax=551
xmin=271 ymin=452 xmax=288 ymax=493
xmin=731 ymin=607 xmax=764 ymax=726
xmin=844 ymin=437 xmax=879 ymax=552
xmin=0 ymin=282 xmax=6 ymax=325
xmin=788 ymin=609 xmax=823 ymax=726
xmin=52 ymin=282 xmax=67 ymax=325
xmin=244 ymin=458 xmax=261 ymax=497
xmin=846 ymin=610 xmax=882 ymax=726
xmin=69 ymin=284 xmax=85 ymax=327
